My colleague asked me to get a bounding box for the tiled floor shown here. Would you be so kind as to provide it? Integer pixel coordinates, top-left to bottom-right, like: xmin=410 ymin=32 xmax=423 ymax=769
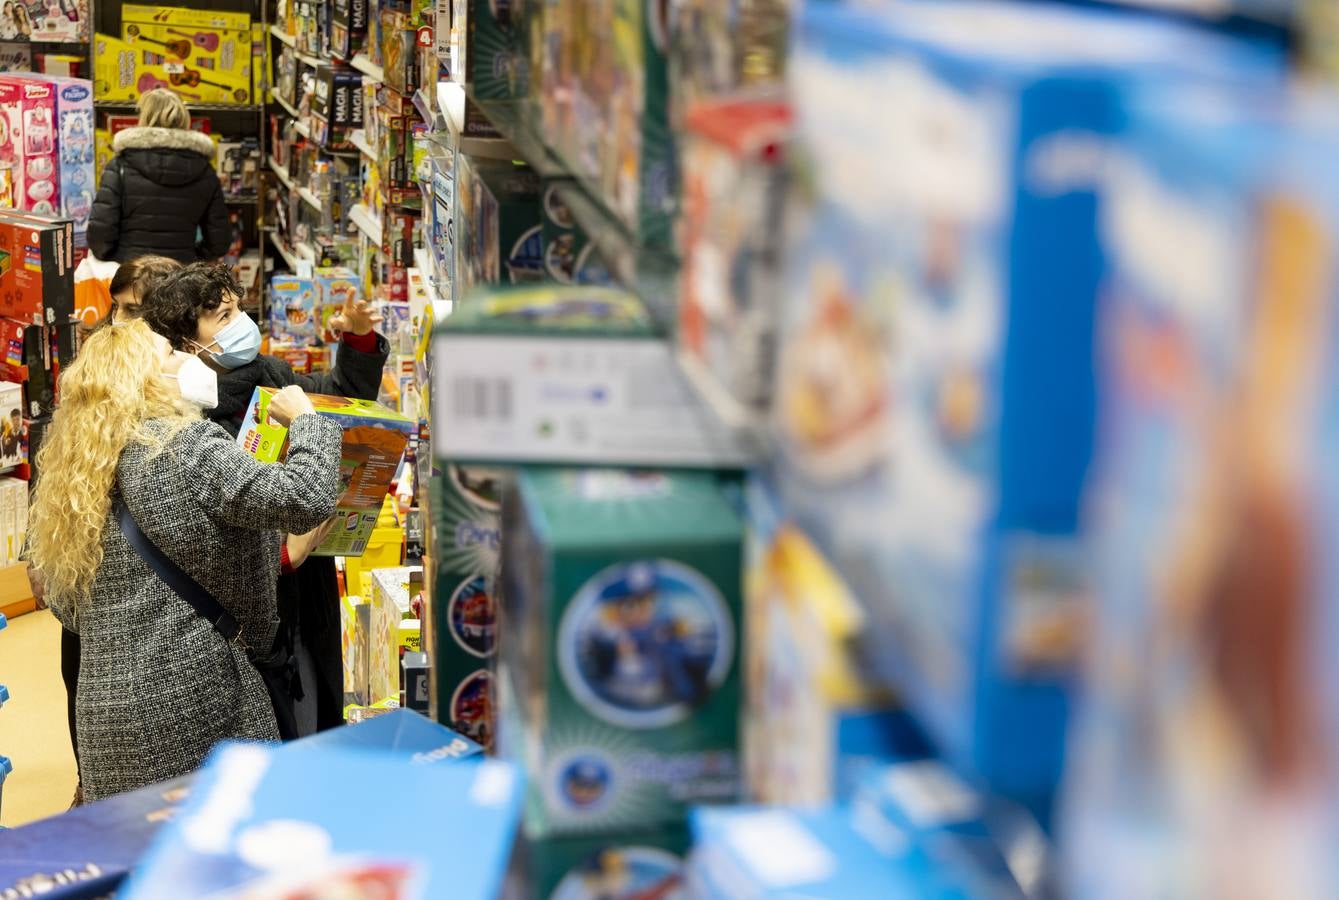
xmin=0 ymin=609 xmax=77 ymax=826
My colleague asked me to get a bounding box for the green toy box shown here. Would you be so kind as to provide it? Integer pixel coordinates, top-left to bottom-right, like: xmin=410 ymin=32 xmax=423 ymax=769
xmin=423 ymin=467 xmax=507 ymax=753
xmin=501 ymin=825 xmax=691 ymax=900
xmin=499 ymin=467 xmax=744 ymax=837
xmin=237 ymin=387 xmax=416 ymax=556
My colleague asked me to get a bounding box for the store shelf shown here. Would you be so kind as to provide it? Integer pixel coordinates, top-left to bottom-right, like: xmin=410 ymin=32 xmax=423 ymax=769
xmin=350 ymin=129 xmax=377 ymax=161
xmin=270 ymin=90 xmax=301 ymax=121
xmin=268 ymin=155 xmax=296 ymax=192
xmin=349 ymin=204 xmax=383 ymax=245
xmin=268 ymin=24 xmax=296 ymax=48
xmin=351 ymin=54 xmax=384 ymax=84
xmin=413 ymin=248 xmax=451 ymax=315
xmin=95 ymin=101 xmax=261 ymax=113
xmin=224 ymin=195 xmax=259 ymax=207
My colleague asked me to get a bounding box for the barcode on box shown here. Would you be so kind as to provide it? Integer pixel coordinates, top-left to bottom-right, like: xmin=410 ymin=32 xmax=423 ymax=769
xmin=452 ymin=378 xmax=513 ymax=422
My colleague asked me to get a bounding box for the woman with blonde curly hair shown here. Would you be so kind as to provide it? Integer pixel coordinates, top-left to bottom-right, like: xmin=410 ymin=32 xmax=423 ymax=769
xmin=28 ymin=320 xmax=342 ymax=800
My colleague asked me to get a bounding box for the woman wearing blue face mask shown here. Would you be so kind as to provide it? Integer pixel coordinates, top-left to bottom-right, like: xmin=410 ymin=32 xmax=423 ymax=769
xmin=142 ymin=262 xmax=389 ymax=740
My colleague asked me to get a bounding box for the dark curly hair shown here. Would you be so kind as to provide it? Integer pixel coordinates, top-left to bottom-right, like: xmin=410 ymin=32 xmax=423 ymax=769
xmin=140 ymin=262 xmax=244 ymax=351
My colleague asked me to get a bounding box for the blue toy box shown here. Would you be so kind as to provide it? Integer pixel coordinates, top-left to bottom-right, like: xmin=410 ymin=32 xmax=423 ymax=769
xmin=1062 ymin=87 xmax=1339 ymax=897
xmin=121 ymin=745 xmax=523 ymax=900
xmin=773 ymin=0 xmax=1284 ymax=822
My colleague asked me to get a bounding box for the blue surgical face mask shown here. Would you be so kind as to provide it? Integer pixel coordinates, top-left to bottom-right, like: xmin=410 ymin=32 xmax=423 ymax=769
xmin=192 ymin=311 xmax=260 ymax=369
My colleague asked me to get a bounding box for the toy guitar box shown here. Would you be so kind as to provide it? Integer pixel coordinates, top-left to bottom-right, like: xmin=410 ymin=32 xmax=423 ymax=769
xmin=237 ymin=387 xmax=416 ymax=556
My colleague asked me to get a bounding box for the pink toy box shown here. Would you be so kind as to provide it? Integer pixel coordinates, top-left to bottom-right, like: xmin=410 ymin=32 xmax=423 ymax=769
xmin=15 ymin=76 xmax=93 ymax=241
xmin=0 ymin=77 xmax=59 ymax=218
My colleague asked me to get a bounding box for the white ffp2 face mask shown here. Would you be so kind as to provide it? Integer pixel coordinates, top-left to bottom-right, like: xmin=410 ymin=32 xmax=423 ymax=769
xmin=164 ymin=352 xmax=219 ymax=410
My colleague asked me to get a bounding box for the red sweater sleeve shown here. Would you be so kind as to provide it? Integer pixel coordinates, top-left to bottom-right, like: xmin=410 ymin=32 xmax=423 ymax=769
xmin=342 ymin=330 xmax=379 ymax=353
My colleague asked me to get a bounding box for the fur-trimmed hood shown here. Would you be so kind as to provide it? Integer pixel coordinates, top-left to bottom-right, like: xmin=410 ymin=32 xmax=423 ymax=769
xmin=113 ymin=126 xmax=216 ymax=188
xmin=113 ymin=126 xmax=216 ymax=157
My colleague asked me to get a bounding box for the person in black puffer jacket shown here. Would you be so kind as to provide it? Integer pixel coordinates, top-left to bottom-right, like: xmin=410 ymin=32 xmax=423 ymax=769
xmin=142 ymin=263 xmax=390 ymax=738
xmin=86 ymin=89 xmax=230 ymax=265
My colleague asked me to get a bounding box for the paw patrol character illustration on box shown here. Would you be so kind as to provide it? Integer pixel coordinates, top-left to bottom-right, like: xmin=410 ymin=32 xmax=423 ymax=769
xmin=560 ymin=560 xmax=733 ymax=729
xmin=450 ymin=669 xmax=494 ymax=751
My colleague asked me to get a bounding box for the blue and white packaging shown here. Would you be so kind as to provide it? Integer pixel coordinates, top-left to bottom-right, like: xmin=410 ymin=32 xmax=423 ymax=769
xmin=121 ymin=745 xmax=523 ymax=900
xmin=290 ymin=707 xmax=482 ymax=761
xmin=1062 ymin=89 xmax=1339 ymax=898
xmin=773 ymin=0 xmax=1284 ymax=821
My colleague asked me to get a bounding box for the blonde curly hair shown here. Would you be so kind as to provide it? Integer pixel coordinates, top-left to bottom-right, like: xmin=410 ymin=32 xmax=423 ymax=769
xmin=28 ymin=320 xmax=199 ymax=612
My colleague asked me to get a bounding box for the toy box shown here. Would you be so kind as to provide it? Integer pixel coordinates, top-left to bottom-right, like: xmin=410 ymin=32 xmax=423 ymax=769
xmin=423 ymin=468 xmax=504 ymax=751
xmin=0 ymin=380 xmax=20 ymax=469
xmin=369 ymin=565 xmax=422 ymax=705
xmin=773 ymin=0 xmax=1285 ymax=821
xmin=121 ymin=745 xmax=523 ymax=900
xmin=502 ymin=827 xmax=690 ymax=900
xmin=431 ymin=284 xmax=747 ymax=468
xmin=269 ymin=275 xmax=319 ymax=344
xmin=27 ymin=0 xmax=90 ymax=43
xmin=341 ymin=593 xmax=371 ymax=707
xmin=121 ymin=20 xmax=253 ymax=86
xmin=0 ymin=318 xmax=50 ymax=416
xmin=0 ymin=44 xmax=30 ymax=73
xmin=0 ymin=76 xmax=60 ymax=217
xmin=237 ymin=388 xmax=416 ymax=556
xmin=0 ymin=212 xmax=75 ymax=326
xmin=743 ymin=475 xmax=927 ymax=807
xmin=474 ymin=159 xmax=543 ymax=286
xmin=93 ymin=32 xmax=249 ymax=106
xmin=464 ymin=0 xmax=526 ymax=101
xmin=44 ymin=77 xmax=94 ymax=242
xmin=403 ymin=651 xmax=431 ymax=712
xmin=120 ymin=4 xmax=251 ymax=32
xmin=677 ymin=97 xmax=790 ymax=427
xmin=380 ymin=9 xmax=419 ymax=96
xmin=1061 ymin=93 xmax=1339 ymax=897
xmin=0 ymin=474 xmax=26 ymax=563
xmin=499 ymin=466 xmax=744 ymax=836
xmin=539 ymin=178 xmax=613 ymax=287
xmin=332 ymin=0 xmax=369 ymax=60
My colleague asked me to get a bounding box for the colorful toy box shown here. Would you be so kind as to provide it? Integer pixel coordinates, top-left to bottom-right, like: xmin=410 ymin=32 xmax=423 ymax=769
xmin=431 ymin=284 xmax=746 ymax=468
xmin=0 ymin=380 xmax=20 ymax=470
xmin=457 ymin=157 xmax=542 ymax=290
xmin=502 ymin=827 xmax=690 ymax=900
xmin=120 ymin=4 xmax=251 ymax=31
xmin=93 ymin=32 xmax=249 ymax=106
xmin=0 ymin=211 xmax=75 ymax=326
xmin=1062 ymin=92 xmax=1339 ymax=897
xmin=341 ymin=593 xmax=371 ymax=707
xmin=0 ymin=76 xmax=60 ymax=216
xmin=120 ymin=21 xmax=252 ymax=101
xmin=540 ymin=178 xmax=613 ymax=287
xmin=774 ymin=0 xmax=1285 ymax=821
xmin=368 ymin=566 xmax=423 ymax=706
xmin=269 ymin=275 xmax=319 ymax=345
xmin=237 ymin=388 xmax=416 ymax=556
xmin=27 ymin=0 xmax=90 ymax=43
xmin=499 ymin=467 xmax=744 ymax=836
xmin=121 ymin=746 xmax=523 ymax=900
xmin=45 ymin=77 xmax=94 ymax=242
xmin=423 ymin=467 xmax=504 ymax=752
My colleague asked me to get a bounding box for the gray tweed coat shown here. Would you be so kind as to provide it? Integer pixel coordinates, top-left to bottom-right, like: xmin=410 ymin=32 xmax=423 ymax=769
xmin=48 ymin=414 xmax=342 ymax=801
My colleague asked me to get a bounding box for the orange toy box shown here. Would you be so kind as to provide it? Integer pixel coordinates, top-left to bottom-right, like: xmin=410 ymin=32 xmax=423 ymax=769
xmin=0 ymin=212 xmax=74 ymax=327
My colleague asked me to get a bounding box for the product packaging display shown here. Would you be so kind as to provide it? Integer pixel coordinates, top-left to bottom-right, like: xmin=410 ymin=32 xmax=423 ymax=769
xmin=1062 ymin=91 xmax=1339 ymax=898
xmin=0 ymin=212 xmax=75 ymax=326
xmin=369 ymin=565 xmax=423 ymax=705
xmin=422 ymin=467 xmax=504 ymax=751
xmin=0 ymin=318 xmax=52 ymax=417
xmin=237 ymin=388 xmax=416 ymax=556
xmin=121 ymin=745 xmax=523 ymax=900
xmin=455 ymin=157 xmax=543 ymax=291
xmin=341 ymin=593 xmax=371 ymax=708
xmin=431 ymin=284 xmax=747 ymax=468
xmin=25 ymin=0 xmax=90 ymax=43
xmin=0 ymin=380 xmax=21 ymax=470
xmin=0 ymin=474 xmax=26 ymax=564
xmin=677 ymin=97 xmax=790 ymax=426
xmin=667 ymin=0 xmax=790 ymax=119
xmin=92 ymin=32 xmax=250 ymax=106
xmin=296 ymin=708 xmax=483 ymax=762
xmin=539 ymin=179 xmax=613 ymax=287
xmin=0 ymin=76 xmax=60 ymax=216
xmin=403 ymin=651 xmax=431 ymax=712
xmin=269 ymin=275 xmax=319 ymax=345
xmin=774 ymin=0 xmax=1285 ymax=820
xmin=499 ymin=466 xmax=744 ymax=836
xmin=332 ymin=0 xmax=370 ymax=60
xmin=120 ymin=22 xmax=252 ymax=103
xmin=43 ymin=77 xmax=95 ymax=242
xmin=502 ymin=826 xmax=691 ymax=900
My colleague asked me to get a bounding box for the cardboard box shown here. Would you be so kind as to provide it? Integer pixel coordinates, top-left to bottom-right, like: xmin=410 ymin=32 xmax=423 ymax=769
xmin=369 ymin=565 xmax=422 ymax=705
xmin=120 ymin=745 xmax=522 ymax=900
xmin=0 ymin=77 xmax=60 ymax=217
xmin=332 ymin=0 xmax=370 ymax=60
xmin=0 ymin=45 xmax=30 ymax=74
xmin=0 ymin=213 xmax=75 ymax=327
xmin=463 ymin=159 xmax=542 ymax=288
xmin=269 ymin=275 xmax=318 ymax=345
xmin=539 ymin=178 xmax=613 ymax=287
xmin=0 ymin=319 xmax=50 ymax=416
xmin=431 ymin=284 xmax=743 ymax=468
xmin=503 ymin=827 xmax=691 ymax=900
xmin=402 ymin=651 xmax=431 ymax=712
xmin=39 ymin=77 xmax=95 ymax=241
xmin=121 ymin=4 xmax=250 ymax=31
xmin=28 ymin=0 xmax=90 ymax=43
xmin=0 ymin=382 xmax=21 ymax=470
xmin=341 ymin=593 xmax=371 ymax=707
xmin=500 ymin=467 xmax=743 ymax=835
xmin=772 ymin=0 xmax=1284 ymax=820
xmin=93 ymin=33 xmax=250 ymax=106
xmin=237 ymin=388 xmax=416 ymax=556
xmin=121 ymin=23 xmax=252 ymax=96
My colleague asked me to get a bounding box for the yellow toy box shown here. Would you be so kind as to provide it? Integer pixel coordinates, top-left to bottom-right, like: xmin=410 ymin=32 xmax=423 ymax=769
xmin=120 ymin=5 xmax=251 ymax=32
xmin=93 ymin=33 xmax=250 ymax=105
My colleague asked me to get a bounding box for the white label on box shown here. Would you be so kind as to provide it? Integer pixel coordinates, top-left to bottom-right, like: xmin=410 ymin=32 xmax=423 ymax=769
xmin=880 ymin=760 xmax=981 ymax=828
xmin=432 ymin=335 xmax=751 ymax=467
xmin=723 ymin=810 xmax=836 ymax=888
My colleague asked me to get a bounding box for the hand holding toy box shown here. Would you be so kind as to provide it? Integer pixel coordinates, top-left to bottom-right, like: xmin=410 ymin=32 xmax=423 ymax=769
xmin=237 ymin=387 xmax=416 ymax=556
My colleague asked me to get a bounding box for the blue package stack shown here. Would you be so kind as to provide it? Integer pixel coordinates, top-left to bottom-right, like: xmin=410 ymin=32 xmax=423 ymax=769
xmin=121 ymin=744 xmax=523 ymax=899
xmin=1062 ymin=83 xmax=1339 ymax=897
xmin=773 ymin=0 xmax=1284 ymax=822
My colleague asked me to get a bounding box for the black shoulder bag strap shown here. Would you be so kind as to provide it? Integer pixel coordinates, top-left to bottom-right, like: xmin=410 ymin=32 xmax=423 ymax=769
xmin=114 ymin=498 xmax=245 ymax=649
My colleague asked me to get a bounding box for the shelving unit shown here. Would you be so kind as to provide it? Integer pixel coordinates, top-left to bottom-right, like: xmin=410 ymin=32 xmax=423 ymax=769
xmin=349 ymin=204 xmax=382 ymax=245
xmin=350 ymin=54 xmax=384 ymax=84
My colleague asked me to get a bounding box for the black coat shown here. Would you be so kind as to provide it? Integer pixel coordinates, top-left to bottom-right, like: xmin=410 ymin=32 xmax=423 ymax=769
xmin=209 ymin=335 xmax=391 ymax=733
xmin=86 ymin=126 xmax=231 ymax=265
